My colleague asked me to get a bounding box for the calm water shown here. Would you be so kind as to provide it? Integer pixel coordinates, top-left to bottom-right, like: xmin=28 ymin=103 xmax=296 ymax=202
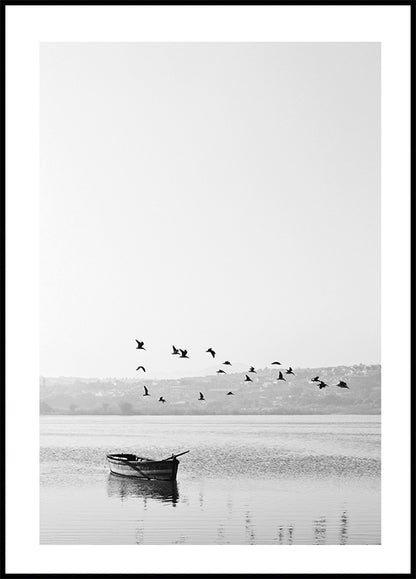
xmin=40 ymin=415 xmax=380 ymax=545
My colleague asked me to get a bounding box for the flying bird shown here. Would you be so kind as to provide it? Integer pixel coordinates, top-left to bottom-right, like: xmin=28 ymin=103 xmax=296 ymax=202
xmin=143 ymin=385 xmax=150 ymax=396
xmin=223 ymin=361 xmax=232 ymax=366
xmin=159 ymin=396 xmax=166 ymax=403
xmin=217 ymin=369 xmax=226 ymax=374
xmin=179 ymin=349 xmax=189 ymax=358
xmin=226 ymin=391 xmax=234 ymax=396
xmin=311 ymin=376 xmax=320 ymax=382
xmin=249 ymin=366 xmax=256 ymax=373
xmin=271 ymin=361 xmax=281 ymax=365
xmin=336 ymin=380 xmax=350 ymax=389
xmin=135 ymin=340 xmax=145 ymax=350
xmin=244 ymin=375 xmax=253 ymax=382
xmin=277 ymin=371 xmax=286 ymax=381
xmin=198 ymin=392 xmax=205 ymax=401
xmin=206 ymin=348 xmax=216 ymax=358
xmin=318 ymin=381 xmax=327 ymax=389
xmin=136 ymin=366 xmax=146 ymax=372
xmin=171 ymin=345 xmax=180 ymax=355
xmin=286 ymin=367 xmax=295 ymax=375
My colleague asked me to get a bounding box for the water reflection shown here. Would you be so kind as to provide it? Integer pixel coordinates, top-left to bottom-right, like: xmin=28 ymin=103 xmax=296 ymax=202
xmin=107 ymin=474 xmax=179 ymax=505
xmin=340 ymin=510 xmax=349 ymax=545
xmin=275 ymin=524 xmax=294 ymax=544
xmin=216 ymin=524 xmax=226 ymax=544
xmin=313 ymin=516 xmax=326 ymax=544
xmin=244 ymin=511 xmax=256 ymax=544
xmin=135 ymin=523 xmax=144 ymax=544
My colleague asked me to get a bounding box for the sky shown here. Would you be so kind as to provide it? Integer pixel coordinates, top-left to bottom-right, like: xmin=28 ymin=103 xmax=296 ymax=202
xmin=40 ymin=42 xmax=380 ymax=379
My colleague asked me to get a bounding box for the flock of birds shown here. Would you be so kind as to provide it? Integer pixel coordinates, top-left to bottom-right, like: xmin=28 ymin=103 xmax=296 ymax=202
xmin=134 ymin=340 xmax=350 ymax=403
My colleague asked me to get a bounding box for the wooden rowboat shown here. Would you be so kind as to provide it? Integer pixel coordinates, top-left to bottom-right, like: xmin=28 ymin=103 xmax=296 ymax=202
xmin=106 ymin=450 xmax=189 ymax=481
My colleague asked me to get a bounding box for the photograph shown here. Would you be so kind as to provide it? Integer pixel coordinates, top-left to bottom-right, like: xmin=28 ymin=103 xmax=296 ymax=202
xmin=39 ymin=41 xmax=381 ymax=546
xmin=3 ymin=3 xmax=412 ymax=576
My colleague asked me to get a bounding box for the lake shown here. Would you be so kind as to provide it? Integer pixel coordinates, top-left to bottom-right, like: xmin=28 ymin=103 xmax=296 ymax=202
xmin=40 ymin=415 xmax=380 ymax=545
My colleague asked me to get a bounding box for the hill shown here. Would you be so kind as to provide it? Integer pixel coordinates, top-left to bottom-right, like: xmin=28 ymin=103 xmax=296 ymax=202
xmin=40 ymin=364 xmax=380 ymax=415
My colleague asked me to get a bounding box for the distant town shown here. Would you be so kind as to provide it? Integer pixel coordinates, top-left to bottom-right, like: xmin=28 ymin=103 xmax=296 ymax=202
xmin=40 ymin=364 xmax=380 ymax=415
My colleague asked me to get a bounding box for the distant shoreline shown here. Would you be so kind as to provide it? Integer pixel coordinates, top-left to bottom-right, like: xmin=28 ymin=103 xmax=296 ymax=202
xmin=40 ymin=364 xmax=381 ymax=416
xmin=39 ymin=411 xmax=381 ymax=416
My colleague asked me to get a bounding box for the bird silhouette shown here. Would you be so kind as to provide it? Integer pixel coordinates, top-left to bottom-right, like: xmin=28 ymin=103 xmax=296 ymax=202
xmin=271 ymin=361 xmax=281 ymax=365
xmin=223 ymin=361 xmax=232 ymax=366
xmin=159 ymin=396 xmax=166 ymax=403
xmin=179 ymin=349 xmax=189 ymax=358
xmin=206 ymin=348 xmax=216 ymax=358
xmin=244 ymin=375 xmax=253 ymax=382
xmin=249 ymin=366 xmax=256 ymax=373
xmin=143 ymin=385 xmax=150 ymax=396
xmin=277 ymin=371 xmax=286 ymax=381
xmin=226 ymin=391 xmax=234 ymax=396
xmin=336 ymin=380 xmax=349 ymax=389
xmin=217 ymin=369 xmax=226 ymax=374
xmin=318 ymin=381 xmax=327 ymax=389
xmin=136 ymin=366 xmax=146 ymax=372
xmin=135 ymin=340 xmax=145 ymax=350
xmin=171 ymin=345 xmax=180 ymax=355
xmin=311 ymin=376 xmax=320 ymax=382
xmin=286 ymin=367 xmax=295 ymax=375
xmin=198 ymin=392 xmax=205 ymax=401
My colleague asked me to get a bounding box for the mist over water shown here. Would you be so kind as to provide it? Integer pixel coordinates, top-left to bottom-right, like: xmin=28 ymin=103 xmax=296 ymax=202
xmin=40 ymin=415 xmax=380 ymax=545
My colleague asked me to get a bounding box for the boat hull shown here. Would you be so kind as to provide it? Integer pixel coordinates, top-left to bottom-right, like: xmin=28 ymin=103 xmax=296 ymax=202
xmin=106 ymin=454 xmax=179 ymax=481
